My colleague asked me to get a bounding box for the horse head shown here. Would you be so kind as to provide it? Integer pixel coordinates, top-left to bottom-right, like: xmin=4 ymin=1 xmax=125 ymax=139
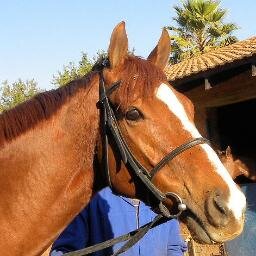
xmin=97 ymin=21 xmax=246 ymax=244
xmin=218 ymin=146 xmax=256 ymax=181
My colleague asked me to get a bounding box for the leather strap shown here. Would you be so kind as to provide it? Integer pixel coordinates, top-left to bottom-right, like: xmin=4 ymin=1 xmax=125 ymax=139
xmin=64 ymin=214 xmax=165 ymax=256
xmin=150 ymin=137 xmax=209 ymax=179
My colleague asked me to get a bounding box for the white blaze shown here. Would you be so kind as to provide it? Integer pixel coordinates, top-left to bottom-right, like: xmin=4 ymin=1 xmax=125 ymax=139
xmin=156 ymin=83 xmax=246 ymax=220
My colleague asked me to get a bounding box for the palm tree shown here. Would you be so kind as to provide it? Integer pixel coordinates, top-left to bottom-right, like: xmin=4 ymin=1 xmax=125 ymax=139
xmin=167 ymin=0 xmax=238 ymax=64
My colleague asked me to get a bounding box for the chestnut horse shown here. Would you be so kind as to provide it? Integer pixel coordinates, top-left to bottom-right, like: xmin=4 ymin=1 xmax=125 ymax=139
xmin=218 ymin=146 xmax=256 ymax=181
xmin=0 ymin=22 xmax=246 ymax=256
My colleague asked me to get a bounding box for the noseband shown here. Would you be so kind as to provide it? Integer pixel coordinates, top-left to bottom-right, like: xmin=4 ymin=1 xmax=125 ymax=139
xmin=97 ymin=64 xmax=209 ymax=218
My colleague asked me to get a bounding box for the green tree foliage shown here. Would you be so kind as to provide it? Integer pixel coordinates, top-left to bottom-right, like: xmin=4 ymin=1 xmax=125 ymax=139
xmin=52 ymin=52 xmax=93 ymax=87
xmin=167 ymin=0 xmax=238 ymax=63
xmin=52 ymin=51 xmax=107 ymax=87
xmin=0 ymin=79 xmax=41 ymax=112
xmin=52 ymin=49 xmax=137 ymax=88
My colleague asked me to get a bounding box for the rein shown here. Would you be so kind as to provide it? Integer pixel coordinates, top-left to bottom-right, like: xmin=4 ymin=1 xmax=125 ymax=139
xmin=64 ymin=214 xmax=164 ymax=256
xmin=64 ymin=62 xmax=209 ymax=255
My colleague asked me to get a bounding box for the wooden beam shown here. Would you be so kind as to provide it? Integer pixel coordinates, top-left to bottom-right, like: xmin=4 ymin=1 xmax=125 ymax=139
xmin=184 ymin=71 xmax=256 ymax=108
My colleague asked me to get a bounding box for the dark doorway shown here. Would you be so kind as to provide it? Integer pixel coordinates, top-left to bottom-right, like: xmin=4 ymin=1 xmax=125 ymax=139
xmin=216 ymin=99 xmax=256 ymax=157
xmin=207 ymin=98 xmax=256 ymax=183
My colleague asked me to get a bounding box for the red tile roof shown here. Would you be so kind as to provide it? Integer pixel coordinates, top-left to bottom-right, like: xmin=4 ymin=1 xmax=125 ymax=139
xmin=165 ymin=37 xmax=256 ymax=82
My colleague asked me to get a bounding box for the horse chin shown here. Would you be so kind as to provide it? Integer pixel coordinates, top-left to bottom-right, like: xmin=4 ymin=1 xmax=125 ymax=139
xmin=185 ymin=215 xmax=213 ymax=244
xmin=182 ymin=211 xmax=216 ymax=245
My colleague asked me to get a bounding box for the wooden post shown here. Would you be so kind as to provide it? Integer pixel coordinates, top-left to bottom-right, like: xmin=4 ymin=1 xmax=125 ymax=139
xmin=187 ymin=239 xmax=197 ymax=256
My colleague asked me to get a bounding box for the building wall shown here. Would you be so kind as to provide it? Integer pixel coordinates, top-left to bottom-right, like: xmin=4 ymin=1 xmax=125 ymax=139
xmin=173 ymin=65 xmax=256 ymax=150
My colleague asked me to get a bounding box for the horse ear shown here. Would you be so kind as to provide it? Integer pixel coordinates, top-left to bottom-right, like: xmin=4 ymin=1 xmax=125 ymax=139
xmin=147 ymin=28 xmax=170 ymax=70
xmin=225 ymin=146 xmax=232 ymax=157
xmin=108 ymin=21 xmax=128 ymax=68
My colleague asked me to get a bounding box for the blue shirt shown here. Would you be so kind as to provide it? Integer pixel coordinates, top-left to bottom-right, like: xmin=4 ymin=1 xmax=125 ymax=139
xmin=50 ymin=187 xmax=187 ymax=256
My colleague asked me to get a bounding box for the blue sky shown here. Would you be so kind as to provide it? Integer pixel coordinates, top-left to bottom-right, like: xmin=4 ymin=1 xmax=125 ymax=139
xmin=0 ymin=0 xmax=255 ymax=90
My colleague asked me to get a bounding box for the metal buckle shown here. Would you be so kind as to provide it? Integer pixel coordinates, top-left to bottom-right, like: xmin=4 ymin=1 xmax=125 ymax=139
xmin=159 ymin=192 xmax=187 ymax=218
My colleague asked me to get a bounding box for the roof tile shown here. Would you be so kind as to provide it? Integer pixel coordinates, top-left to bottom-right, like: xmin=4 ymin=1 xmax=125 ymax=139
xmin=165 ymin=36 xmax=256 ymax=81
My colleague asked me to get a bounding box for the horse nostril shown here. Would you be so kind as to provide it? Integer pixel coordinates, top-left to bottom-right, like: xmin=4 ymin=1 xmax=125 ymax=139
xmin=205 ymin=189 xmax=230 ymax=227
xmin=213 ymin=193 xmax=228 ymax=215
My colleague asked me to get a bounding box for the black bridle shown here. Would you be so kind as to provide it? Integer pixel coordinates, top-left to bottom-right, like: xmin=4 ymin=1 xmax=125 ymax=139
xmin=64 ymin=63 xmax=209 ymax=256
xmin=97 ymin=66 xmax=209 ymax=218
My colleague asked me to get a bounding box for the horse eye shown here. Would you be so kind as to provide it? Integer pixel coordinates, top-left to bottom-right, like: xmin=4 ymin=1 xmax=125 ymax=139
xmin=125 ymin=108 xmax=143 ymax=121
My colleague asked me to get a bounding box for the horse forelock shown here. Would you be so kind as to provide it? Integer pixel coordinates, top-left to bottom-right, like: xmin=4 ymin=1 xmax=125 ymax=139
xmin=114 ymin=56 xmax=167 ymax=108
xmin=0 ymin=71 xmax=97 ymax=146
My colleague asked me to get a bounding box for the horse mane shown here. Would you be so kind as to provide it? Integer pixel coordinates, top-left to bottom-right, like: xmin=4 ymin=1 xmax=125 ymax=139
xmin=0 ymin=70 xmax=97 ymax=146
xmin=0 ymin=55 xmax=167 ymax=146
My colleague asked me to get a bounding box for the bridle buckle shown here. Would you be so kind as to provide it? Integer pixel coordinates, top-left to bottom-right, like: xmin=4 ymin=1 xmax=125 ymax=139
xmin=159 ymin=192 xmax=187 ymax=218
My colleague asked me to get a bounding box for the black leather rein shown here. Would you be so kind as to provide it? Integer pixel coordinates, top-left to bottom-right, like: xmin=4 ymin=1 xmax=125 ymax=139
xmin=64 ymin=65 xmax=209 ymax=256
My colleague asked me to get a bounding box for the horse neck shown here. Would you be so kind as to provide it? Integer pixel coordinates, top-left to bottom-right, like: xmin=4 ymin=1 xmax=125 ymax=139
xmin=0 ymin=73 xmax=102 ymax=255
